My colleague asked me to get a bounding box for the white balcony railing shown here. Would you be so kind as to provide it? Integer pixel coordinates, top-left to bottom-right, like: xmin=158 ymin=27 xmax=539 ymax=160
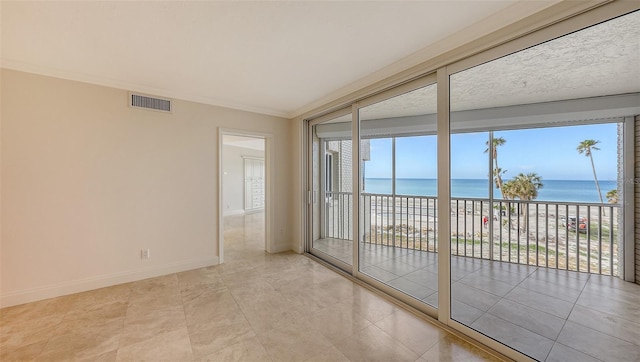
xmin=324 ymin=192 xmax=621 ymax=276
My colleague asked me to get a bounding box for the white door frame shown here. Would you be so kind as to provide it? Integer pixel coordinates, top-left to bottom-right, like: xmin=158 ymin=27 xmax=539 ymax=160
xmin=218 ymin=128 xmax=273 ymax=263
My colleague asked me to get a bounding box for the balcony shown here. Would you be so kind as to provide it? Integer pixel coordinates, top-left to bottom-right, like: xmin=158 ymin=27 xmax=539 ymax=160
xmin=314 ymin=192 xmax=639 ymax=361
xmin=324 ymin=192 xmax=621 ymax=276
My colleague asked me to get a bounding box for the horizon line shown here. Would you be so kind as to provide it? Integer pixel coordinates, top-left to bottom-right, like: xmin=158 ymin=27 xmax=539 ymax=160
xmin=365 ymin=177 xmax=618 ymax=182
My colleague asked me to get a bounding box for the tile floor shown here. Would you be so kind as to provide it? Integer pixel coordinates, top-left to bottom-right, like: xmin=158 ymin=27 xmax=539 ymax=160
xmin=0 ymin=213 xmax=499 ymax=361
xmin=313 ymin=238 xmax=640 ymax=362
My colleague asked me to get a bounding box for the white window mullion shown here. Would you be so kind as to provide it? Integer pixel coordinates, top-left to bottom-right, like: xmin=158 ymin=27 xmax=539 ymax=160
xmin=436 ymin=67 xmax=451 ymax=324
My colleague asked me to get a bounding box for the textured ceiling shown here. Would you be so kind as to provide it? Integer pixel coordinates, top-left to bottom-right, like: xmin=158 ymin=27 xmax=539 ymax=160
xmin=357 ymin=10 xmax=640 ymax=121
xmin=0 ymin=1 xmax=559 ymax=118
xmin=450 ymin=10 xmax=640 ymax=112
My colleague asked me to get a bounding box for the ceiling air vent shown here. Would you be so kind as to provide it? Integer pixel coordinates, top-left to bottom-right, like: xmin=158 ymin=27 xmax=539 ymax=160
xmin=129 ymin=93 xmax=172 ymax=113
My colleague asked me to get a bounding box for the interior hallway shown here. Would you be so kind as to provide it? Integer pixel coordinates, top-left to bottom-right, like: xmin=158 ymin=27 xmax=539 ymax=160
xmin=0 ymin=212 xmax=499 ymax=361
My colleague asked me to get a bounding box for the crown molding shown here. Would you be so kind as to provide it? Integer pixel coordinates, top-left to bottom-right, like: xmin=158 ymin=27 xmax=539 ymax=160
xmin=0 ymin=59 xmax=290 ymax=119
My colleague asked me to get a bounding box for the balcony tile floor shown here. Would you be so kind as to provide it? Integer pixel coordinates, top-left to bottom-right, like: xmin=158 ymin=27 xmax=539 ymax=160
xmin=313 ymin=238 xmax=640 ymax=362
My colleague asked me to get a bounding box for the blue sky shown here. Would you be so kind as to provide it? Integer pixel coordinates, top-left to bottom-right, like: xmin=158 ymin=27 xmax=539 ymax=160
xmin=365 ymin=123 xmax=618 ymax=181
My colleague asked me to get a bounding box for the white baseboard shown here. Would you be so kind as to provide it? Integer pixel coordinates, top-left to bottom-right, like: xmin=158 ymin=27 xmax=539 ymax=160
xmin=269 ymin=243 xmax=292 ymax=254
xmin=0 ymin=256 xmax=219 ymax=308
xmin=223 ymin=209 xmax=245 ymax=216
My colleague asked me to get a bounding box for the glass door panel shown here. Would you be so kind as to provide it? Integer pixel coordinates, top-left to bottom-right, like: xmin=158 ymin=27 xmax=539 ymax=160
xmin=357 ymin=82 xmax=439 ymax=308
xmin=448 ymin=11 xmax=636 ymax=361
xmin=309 ymin=112 xmax=354 ymax=268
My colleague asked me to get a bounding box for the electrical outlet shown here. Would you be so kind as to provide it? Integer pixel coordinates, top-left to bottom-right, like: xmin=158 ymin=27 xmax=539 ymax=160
xmin=140 ymin=249 xmax=150 ymax=259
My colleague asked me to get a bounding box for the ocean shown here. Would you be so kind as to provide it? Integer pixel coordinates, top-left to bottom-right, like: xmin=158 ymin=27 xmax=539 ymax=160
xmin=364 ymin=178 xmax=617 ymax=203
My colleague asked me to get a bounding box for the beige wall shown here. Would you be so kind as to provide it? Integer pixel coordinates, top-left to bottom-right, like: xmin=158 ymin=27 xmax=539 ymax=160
xmin=0 ymin=69 xmax=294 ymax=307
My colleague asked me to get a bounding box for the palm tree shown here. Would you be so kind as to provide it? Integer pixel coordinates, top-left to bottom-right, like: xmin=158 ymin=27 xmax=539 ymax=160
xmin=500 ymin=180 xmax=517 ymax=227
xmin=493 ymin=167 xmax=508 ymax=193
xmin=577 ymin=139 xmax=604 ymax=204
xmin=501 ymin=181 xmax=517 ymax=200
xmin=512 ymin=173 xmax=543 ymax=201
xmin=485 ymin=136 xmax=506 ymax=197
xmin=606 ymin=189 xmax=618 ymax=204
xmin=504 ymin=173 xmax=543 ymax=231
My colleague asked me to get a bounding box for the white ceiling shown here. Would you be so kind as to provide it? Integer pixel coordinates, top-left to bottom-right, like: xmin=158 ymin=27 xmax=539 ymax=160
xmin=1 ymin=1 xmax=560 ymax=119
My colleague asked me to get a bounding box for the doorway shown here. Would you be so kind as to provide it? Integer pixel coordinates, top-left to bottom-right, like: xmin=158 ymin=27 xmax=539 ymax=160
xmin=243 ymin=157 xmax=265 ymax=212
xmin=219 ymin=130 xmax=270 ymax=263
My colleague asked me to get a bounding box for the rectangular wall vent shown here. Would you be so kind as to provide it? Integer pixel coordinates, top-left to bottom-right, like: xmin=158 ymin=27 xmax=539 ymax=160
xmin=130 ymin=93 xmax=172 ymax=112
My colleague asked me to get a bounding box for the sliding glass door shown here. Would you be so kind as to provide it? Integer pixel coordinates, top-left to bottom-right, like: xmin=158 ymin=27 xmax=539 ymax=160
xmin=356 ymin=78 xmax=439 ymax=310
xmin=308 ymin=109 xmax=354 ymax=269
xmin=305 ymin=7 xmax=638 ymax=361
xmin=447 ymin=11 xmax=638 ymax=361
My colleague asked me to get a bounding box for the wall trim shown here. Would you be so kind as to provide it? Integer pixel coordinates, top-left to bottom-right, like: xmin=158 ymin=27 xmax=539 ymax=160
xmin=269 ymin=244 xmax=294 ymax=254
xmin=0 ymin=256 xmax=218 ymax=308
xmin=0 ymin=60 xmax=289 ymax=118
xmin=223 ymin=209 xmax=246 ymax=216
